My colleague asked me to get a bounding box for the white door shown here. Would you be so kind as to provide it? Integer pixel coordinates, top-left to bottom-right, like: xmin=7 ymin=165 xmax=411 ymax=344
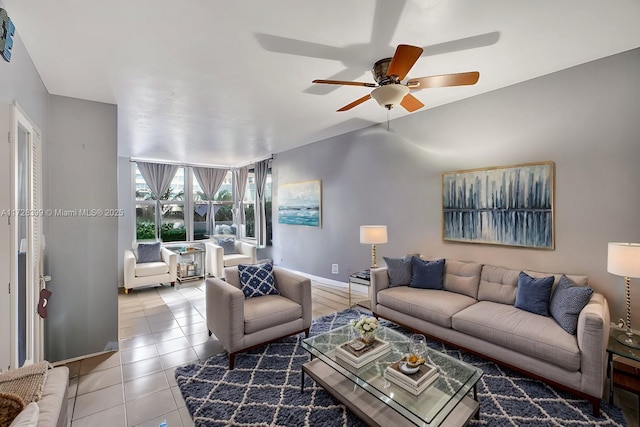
xmin=0 ymin=105 xmax=11 ymax=371
xmin=9 ymin=104 xmax=44 ymax=367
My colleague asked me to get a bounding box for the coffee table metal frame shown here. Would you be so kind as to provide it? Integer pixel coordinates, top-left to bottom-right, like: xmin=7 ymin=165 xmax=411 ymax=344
xmin=301 ymin=324 xmax=482 ymax=427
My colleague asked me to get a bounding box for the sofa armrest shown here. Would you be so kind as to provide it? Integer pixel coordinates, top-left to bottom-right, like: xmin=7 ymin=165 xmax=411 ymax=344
xmin=123 ymin=250 xmax=136 ymax=287
xmin=205 ymin=242 xmax=225 ymax=277
xmin=206 ymin=277 xmax=245 ymax=353
xmin=237 ymin=241 xmax=257 ymax=264
xmin=161 ymin=247 xmax=177 ymax=281
xmin=577 ymin=292 xmax=610 ymax=397
xmin=273 ymin=268 xmax=312 ymax=328
xmin=370 ymin=267 xmax=390 ymax=311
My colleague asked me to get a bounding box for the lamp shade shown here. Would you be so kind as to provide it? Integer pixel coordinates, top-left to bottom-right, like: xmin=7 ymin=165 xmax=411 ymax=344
xmin=608 ymin=242 xmax=640 ymax=278
xmin=370 ymin=85 xmax=409 ymax=109
xmin=360 ymin=225 xmax=388 ymax=244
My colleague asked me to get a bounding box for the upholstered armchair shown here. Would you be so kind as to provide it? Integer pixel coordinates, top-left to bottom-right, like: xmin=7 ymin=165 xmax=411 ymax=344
xmin=206 ymin=265 xmax=312 ymax=369
xmin=204 ymin=238 xmax=256 ymax=277
xmin=123 ymin=242 xmax=177 ymax=294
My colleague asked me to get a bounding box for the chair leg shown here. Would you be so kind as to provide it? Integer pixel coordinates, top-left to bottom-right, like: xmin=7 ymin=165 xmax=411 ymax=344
xmin=208 ymin=330 xmax=212 ymax=336
xmin=171 ymin=282 xmax=175 ymax=286
xmin=124 ymin=288 xmax=130 ymax=294
xmin=304 ymin=328 xmax=310 ymax=338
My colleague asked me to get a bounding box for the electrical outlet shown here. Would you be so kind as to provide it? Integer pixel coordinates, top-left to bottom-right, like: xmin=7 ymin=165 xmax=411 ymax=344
xmin=331 ymin=264 xmax=339 ymax=274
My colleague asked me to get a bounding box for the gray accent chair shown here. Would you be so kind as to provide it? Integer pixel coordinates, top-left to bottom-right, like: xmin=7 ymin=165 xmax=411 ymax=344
xmin=206 ymin=266 xmax=312 ymax=369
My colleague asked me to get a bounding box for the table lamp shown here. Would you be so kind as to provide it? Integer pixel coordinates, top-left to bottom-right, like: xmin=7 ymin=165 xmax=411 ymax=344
xmin=360 ymin=225 xmax=388 ymax=269
xmin=608 ymin=242 xmax=640 ymax=348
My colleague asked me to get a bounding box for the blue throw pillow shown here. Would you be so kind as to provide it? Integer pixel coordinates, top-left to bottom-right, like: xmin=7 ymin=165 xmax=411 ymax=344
xmin=514 ymin=272 xmax=554 ymax=316
xmin=550 ymin=275 xmax=593 ymax=334
xmin=215 ymin=237 xmax=238 ymax=255
xmin=137 ymin=242 xmax=162 ymax=263
xmin=409 ymin=258 xmax=445 ymax=289
xmin=384 ymin=256 xmax=413 ymax=287
xmin=238 ymin=262 xmax=279 ymax=298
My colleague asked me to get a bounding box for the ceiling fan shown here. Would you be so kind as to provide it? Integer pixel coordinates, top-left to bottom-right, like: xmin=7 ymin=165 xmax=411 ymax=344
xmin=312 ymin=44 xmax=479 ymax=112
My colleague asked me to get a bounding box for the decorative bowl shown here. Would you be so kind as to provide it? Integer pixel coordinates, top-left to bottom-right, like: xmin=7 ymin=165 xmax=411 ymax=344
xmin=400 ymin=362 xmax=420 ymax=374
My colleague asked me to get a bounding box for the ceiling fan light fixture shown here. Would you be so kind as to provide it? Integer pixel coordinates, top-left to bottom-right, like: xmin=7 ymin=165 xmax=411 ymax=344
xmin=370 ymin=84 xmax=409 ymax=110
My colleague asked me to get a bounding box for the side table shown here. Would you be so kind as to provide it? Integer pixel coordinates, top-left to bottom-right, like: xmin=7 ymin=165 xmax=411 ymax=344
xmin=348 ymin=270 xmax=370 ymax=309
xmin=607 ymin=327 xmax=640 ymax=424
xmin=166 ymin=245 xmax=206 ymax=283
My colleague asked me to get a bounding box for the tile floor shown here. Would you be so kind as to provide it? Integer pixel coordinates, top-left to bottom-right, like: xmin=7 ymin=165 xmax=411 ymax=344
xmin=61 ymin=277 xmax=358 ymax=426
xmin=59 ymin=277 xmax=638 ymax=427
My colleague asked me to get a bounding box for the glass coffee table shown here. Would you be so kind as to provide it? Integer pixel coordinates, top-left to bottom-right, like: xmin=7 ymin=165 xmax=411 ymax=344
xmin=301 ymin=324 xmax=482 ymax=427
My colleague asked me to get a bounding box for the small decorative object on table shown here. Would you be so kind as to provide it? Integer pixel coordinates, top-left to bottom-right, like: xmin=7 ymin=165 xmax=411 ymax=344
xmin=351 ymin=315 xmax=379 ymax=345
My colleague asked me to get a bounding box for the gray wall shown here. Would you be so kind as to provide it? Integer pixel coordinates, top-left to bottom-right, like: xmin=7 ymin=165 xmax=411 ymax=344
xmin=46 ymin=95 xmax=118 ymax=361
xmin=273 ymin=48 xmax=640 ymax=323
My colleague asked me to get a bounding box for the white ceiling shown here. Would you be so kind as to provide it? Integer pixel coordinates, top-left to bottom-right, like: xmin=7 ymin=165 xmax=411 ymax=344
xmin=4 ymin=0 xmax=640 ymax=166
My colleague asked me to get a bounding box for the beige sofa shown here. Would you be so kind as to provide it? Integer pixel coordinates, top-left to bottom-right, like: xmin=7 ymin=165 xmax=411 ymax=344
xmin=370 ymin=257 xmax=610 ymax=416
xmin=1 ymin=365 xmax=69 ymax=427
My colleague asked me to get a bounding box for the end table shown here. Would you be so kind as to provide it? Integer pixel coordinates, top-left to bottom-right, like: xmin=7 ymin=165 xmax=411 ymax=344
xmin=607 ymin=327 xmax=640 ymax=425
xmin=348 ymin=270 xmax=370 ymax=309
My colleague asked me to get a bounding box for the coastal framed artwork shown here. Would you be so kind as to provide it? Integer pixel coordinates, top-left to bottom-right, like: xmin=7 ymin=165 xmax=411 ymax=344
xmin=278 ymin=180 xmax=322 ymax=228
xmin=442 ymin=161 xmax=555 ymax=249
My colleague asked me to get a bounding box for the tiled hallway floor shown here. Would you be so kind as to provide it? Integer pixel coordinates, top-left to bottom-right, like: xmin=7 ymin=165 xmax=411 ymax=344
xmin=62 ymin=277 xmax=355 ymax=426
xmin=60 ymin=278 xmax=638 ymax=426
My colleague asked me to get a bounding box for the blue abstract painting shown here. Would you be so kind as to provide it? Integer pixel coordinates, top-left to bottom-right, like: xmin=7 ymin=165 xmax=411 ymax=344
xmin=278 ymin=180 xmax=321 ymax=227
xmin=442 ymin=162 xmax=554 ymax=249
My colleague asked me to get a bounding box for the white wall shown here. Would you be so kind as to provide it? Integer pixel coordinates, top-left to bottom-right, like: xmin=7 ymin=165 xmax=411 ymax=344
xmin=273 ymin=48 xmax=640 ymax=323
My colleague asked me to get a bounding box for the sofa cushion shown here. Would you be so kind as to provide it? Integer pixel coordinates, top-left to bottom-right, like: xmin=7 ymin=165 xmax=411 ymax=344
xmin=452 ymin=301 xmax=581 ymax=371
xmin=377 ymin=287 xmax=477 ymax=328
xmin=135 ymin=261 xmax=169 ymax=278
xmin=383 ymin=256 xmax=413 ymax=287
xmin=410 ymin=258 xmax=445 ymax=289
xmin=244 ymin=294 xmax=302 ymax=334
xmin=136 ymin=242 xmax=162 ymax=263
xmin=477 ymin=265 xmax=520 ymax=304
xmin=550 ymin=275 xmax=593 ymax=334
xmin=239 ymin=262 xmax=279 ymax=298
xmin=224 ymin=254 xmax=253 ymax=268
xmin=514 ymin=272 xmax=554 ymax=316
xmin=9 ymin=401 xmax=38 ymax=427
xmin=422 ymin=257 xmax=482 ymax=299
xmin=215 ymin=236 xmax=239 ymax=255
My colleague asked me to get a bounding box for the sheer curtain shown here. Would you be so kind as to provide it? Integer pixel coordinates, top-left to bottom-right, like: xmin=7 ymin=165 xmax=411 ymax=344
xmin=193 ymin=167 xmax=228 ymax=236
xmin=254 ymin=160 xmax=270 ymax=247
xmin=136 ymin=162 xmax=179 ymax=240
xmin=233 ymin=166 xmax=249 ymax=238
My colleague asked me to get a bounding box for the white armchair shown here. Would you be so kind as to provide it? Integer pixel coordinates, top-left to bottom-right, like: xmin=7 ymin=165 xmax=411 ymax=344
xmin=123 ymin=244 xmax=177 ymax=294
xmin=205 ymin=238 xmax=257 ymax=278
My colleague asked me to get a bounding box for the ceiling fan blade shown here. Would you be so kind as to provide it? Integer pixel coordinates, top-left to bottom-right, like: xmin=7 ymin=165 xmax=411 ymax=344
xmin=386 ymin=44 xmax=424 ymax=80
xmin=400 ymin=94 xmax=424 ymax=112
xmin=313 ymin=79 xmax=377 ymax=88
xmin=337 ymin=94 xmax=372 ymax=112
xmin=407 ymin=72 xmax=480 ymax=89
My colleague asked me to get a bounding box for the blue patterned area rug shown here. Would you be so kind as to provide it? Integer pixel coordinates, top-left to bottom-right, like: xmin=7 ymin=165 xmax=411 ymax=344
xmin=175 ymin=308 xmax=628 ymax=426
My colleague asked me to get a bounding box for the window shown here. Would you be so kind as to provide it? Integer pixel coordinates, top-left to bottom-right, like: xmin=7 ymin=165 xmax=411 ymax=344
xmin=134 ymin=165 xmax=185 ymax=241
xmin=133 ymin=163 xmax=271 ymax=245
xmin=192 ymin=170 xmax=233 ymax=240
xmin=243 ymin=168 xmax=272 ymax=245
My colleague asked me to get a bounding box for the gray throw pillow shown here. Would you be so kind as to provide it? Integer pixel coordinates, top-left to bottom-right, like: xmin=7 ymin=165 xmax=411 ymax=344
xmin=550 ymin=275 xmax=593 ymax=334
xmin=137 ymin=242 xmax=162 ymax=263
xmin=384 ymin=256 xmax=413 ymax=287
xmin=409 ymin=258 xmax=445 ymax=289
xmin=215 ymin=237 xmax=238 ymax=255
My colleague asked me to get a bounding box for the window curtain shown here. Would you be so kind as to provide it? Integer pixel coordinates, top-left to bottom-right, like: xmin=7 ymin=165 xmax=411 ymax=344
xmin=233 ymin=166 xmax=249 ymax=238
xmin=193 ymin=167 xmax=228 ymax=236
xmin=136 ymin=162 xmax=179 ymax=240
xmin=254 ymin=160 xmax=270 ymax=247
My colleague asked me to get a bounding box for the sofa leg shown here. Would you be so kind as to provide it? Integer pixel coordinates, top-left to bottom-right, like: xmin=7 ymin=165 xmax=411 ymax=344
xmin=229 ymin=353 xmax=236 ymax=370
xmin=208 ymin=330 xmax=212 ymax=337
xmin=589 ymin=397 xmax=601 ymax=417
